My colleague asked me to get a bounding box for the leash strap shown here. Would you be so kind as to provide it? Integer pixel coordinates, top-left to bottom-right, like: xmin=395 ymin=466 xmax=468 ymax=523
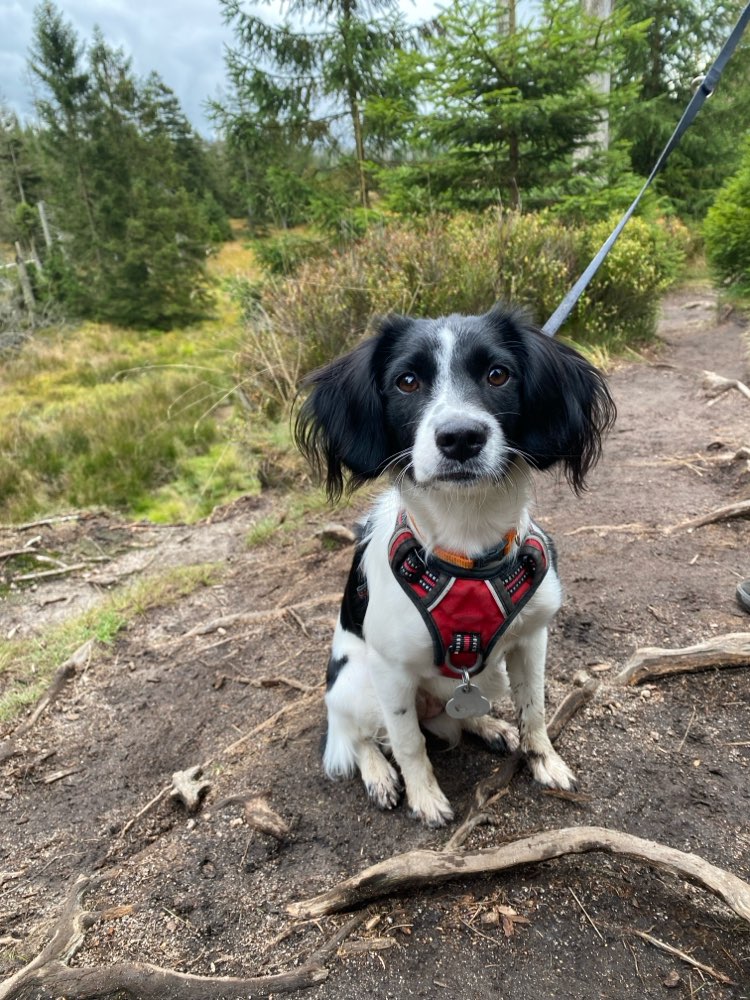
xmin=542 ymin=1 xmax=750 ymax=338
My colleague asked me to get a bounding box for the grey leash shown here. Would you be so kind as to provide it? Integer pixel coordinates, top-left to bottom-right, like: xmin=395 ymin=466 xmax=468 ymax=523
xmin=542 ymin=1 xmax=750 ymax=338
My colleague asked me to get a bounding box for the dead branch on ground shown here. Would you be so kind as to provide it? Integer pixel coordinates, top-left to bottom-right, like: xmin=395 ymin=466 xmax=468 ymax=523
xmin=181 ymin=593 xmax=341 ymax=638
xmin=703 ymin=369 xmax=750 ymax=403
xmin=15 ymin=640 xmax=95 ymax=738
xmin=666 ymin=498 xmax=750 ymax=533
xmin=564 ymin=522 xmax=651 ymax=537
xmin=287 ymin=826 xmax=750 ymax=922
xmin=615 ymin=633 xmax=750 ymax=685
xmin=0 ymin=512 xmax=90 ymax=532
xmin=631 ymin=928 xmax=735 ymax=985
xmin=444 ymin=677 xmax=599 ymax=850
xmin=0 ymin=874 xmax=368 ymax=1000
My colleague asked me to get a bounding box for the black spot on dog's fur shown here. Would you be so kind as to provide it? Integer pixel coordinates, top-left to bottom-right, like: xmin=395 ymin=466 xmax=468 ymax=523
xmin=326 ymin=654 xmax=348 ymax=690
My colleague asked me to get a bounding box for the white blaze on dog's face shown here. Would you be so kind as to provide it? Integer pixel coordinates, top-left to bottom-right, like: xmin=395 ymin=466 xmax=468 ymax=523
xmin=398 ymin=322 xmax=513 ymax=488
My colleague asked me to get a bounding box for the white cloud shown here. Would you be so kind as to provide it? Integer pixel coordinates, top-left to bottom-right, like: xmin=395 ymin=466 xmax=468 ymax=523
xmin=0 ymin=0 xmax=440 ymax=135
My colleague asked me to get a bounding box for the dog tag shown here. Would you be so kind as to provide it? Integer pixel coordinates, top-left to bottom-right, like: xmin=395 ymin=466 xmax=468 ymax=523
xmin=445 ymin=680 xmax=491 ymax=719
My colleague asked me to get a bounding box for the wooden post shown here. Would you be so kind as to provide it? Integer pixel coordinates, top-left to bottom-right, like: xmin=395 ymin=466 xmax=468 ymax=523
xmin=37 ymin=201 xmax=53 ymax=250
xmin=14 ymin=241 xmax=36 ymax=325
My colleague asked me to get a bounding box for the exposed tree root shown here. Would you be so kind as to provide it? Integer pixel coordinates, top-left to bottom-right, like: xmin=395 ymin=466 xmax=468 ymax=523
xmin=16 ymin=639 xmax=95 ymax=735
xmin=615 ymin=633 xmax=750 ymax=685
xmin=0 ymin=875 xmax=367 ymax=1000
xmin=119 ymin=686 xmax=323 ymax=838
xmin=702 ymin=369 xmax=750 ymax=402
xmin=445 ymin=677 xmax=600 ymax=850
xmin=287 ymin=826 xmax=750 ymax=922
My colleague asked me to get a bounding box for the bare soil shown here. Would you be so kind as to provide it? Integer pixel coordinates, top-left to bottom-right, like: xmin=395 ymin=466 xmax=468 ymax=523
xmin=1 ymin=289 xmax=749 ymax=1000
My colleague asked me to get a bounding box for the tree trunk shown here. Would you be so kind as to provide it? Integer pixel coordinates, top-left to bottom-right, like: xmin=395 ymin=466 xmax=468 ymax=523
xmin=575 ymin=0 xmax=613 ymax=160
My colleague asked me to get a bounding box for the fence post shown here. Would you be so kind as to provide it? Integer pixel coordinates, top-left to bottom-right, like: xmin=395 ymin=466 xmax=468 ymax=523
xmin=14 ymin=241 xmax=36 ymax=326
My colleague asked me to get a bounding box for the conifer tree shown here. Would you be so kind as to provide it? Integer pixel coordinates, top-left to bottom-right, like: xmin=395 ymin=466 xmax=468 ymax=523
xmin=214 ymin=0 xmax=410 ymax=222
xmin=387 ymin=0 xmax=641 ymax=212
xmin=28 ymin=1 xmax=221 ymax=328
xmin=614 ymin=0 xmax=750 ymax=218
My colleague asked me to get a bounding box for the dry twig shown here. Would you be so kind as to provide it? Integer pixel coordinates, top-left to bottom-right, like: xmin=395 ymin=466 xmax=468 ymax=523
xmin=183 ymin=593 xmax=340 ymax=638
xmin=631 ymin=929 xmax=735 ymax=985
xmin=666 ymin=499 xmax=750 ymax=533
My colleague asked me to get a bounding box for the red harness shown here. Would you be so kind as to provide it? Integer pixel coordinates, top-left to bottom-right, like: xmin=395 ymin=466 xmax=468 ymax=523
xmin=388 ymin=512 xmax=550 ymax=679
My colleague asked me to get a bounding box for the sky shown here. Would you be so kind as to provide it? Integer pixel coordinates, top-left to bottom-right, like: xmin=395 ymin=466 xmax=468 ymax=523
xmin=0 ymin=0 xmax=440 ymax=136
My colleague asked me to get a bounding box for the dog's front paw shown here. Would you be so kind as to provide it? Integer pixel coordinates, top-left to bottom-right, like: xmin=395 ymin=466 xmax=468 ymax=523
xmin=407 ymin=781 xmax=454 ymax=828
xmin=526 ymin=747 xmax=578 ymax=791
xmin=359 ymin=744 xmax=402 ymax=810
xmin=365 ymin=768 xmax=402 ymax=810
xmin=466 ymin=715 xmax=520 ymax=755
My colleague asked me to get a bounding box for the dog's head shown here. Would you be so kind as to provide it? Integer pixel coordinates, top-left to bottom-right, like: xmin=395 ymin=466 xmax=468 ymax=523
xmin=295 ymin=305 xmax=616 ymax=500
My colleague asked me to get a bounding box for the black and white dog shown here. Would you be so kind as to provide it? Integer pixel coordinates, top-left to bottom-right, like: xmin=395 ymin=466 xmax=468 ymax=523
xmin=296 ymin=305 xmax=615 ymax=827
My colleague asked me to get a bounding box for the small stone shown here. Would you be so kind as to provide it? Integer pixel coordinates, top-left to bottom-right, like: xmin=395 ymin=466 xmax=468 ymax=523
xmin=663 ymin=969 xmax=681 ymax=989
xmin=314 ymin=523 xmax=357 ymax=546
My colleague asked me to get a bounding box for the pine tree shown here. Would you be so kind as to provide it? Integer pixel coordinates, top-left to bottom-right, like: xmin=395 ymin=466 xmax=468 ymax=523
xmin=28 ymin=1 xmax=221 ymax=327
xmin=614 ymin=0 xmax=750 ymax=218
xmin=213 ymin=0 xmax=410 ymax=223
xmin=384 ymin=0 xmax=641 ymax=212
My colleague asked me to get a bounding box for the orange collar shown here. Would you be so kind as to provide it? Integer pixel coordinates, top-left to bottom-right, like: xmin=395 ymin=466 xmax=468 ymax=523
xmin=407 ymin=513 xmax=518 ymax=570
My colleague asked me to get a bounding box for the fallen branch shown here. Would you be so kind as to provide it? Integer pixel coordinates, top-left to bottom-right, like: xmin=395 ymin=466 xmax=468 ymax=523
xmin=1 ymin=512 xmax=89 ymax=532
xmin=703 ymin=369 xmax=750 ymax=402
xmin=15 ymin=639 xmax=95 ymax=736
xmin=445 ymin=677 xmax=599 ymax=850
xmin=287 ymin=826 xmax=750 ymax=922
xmin=11 ymin=562 xmax=89 ymax=583
xmin=631 ymin=929 xmax=735 ymax=986
xmin=0 ymin=873 xmax=344 ymax=1000
xmin=183 ymin=593 xmax=341 ymax=637
xmin=666 ymin=498 xmax=750 ymax=533
xmin=564 ymin=522 xmax=650 ymax=538
xmin=615 ymin=633 xmax=750 ymax=686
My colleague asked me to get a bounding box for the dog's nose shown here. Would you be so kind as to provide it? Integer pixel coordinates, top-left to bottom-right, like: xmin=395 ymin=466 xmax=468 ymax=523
xmin=435 ymin=420 xmax=488 ymax=463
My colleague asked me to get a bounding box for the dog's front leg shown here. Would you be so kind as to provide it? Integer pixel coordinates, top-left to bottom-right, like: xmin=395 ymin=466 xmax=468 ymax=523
xmin=506 ymin=630 xmax=577 ymax=791
xmin=369 ymin=651 xmax=454 ymax=827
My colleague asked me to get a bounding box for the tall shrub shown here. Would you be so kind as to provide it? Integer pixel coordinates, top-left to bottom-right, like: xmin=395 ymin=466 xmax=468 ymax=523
xmin=704 ymin=142 xmax=750 ymax=294
xmin=239 ymin=211 xmax=684 ymax=413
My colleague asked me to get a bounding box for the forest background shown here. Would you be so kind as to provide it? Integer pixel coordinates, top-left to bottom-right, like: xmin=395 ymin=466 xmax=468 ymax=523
xmin=1 ymin=0 xmax=750 ymax=528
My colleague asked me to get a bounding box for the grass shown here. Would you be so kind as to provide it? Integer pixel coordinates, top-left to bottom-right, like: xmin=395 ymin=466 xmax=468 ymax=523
xmin=0 ymin=234 xmax=266 ymax=526
xmin=0 ymin=562 xmax=223 ymax=722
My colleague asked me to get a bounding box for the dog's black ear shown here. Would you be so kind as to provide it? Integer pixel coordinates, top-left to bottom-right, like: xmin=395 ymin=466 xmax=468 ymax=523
xmin=294 ymin=334 xmax=392 ymax=501
xmin=509 ymin=318 xmax=616 ymax=493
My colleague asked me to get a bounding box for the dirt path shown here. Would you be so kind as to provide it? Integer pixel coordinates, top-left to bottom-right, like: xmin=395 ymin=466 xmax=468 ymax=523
xmin=1 ymin=289 xmax=749 ymax=999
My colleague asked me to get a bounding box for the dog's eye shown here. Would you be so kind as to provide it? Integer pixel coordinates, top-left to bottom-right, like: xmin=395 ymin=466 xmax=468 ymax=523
xmin=488 ymin=366 xmax=510 ymax=387
xmin=396 ymin=373 xmax=420 ymax=394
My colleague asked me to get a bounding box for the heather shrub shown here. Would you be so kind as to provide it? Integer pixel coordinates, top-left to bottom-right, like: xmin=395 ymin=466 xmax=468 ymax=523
xmin=239 ymin=210 xmax=684 ymax=412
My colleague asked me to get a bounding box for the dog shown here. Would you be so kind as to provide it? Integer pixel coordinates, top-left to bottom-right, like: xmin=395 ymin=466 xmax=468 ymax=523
xmin=295 ymin=305 xmax=615 ymax=826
